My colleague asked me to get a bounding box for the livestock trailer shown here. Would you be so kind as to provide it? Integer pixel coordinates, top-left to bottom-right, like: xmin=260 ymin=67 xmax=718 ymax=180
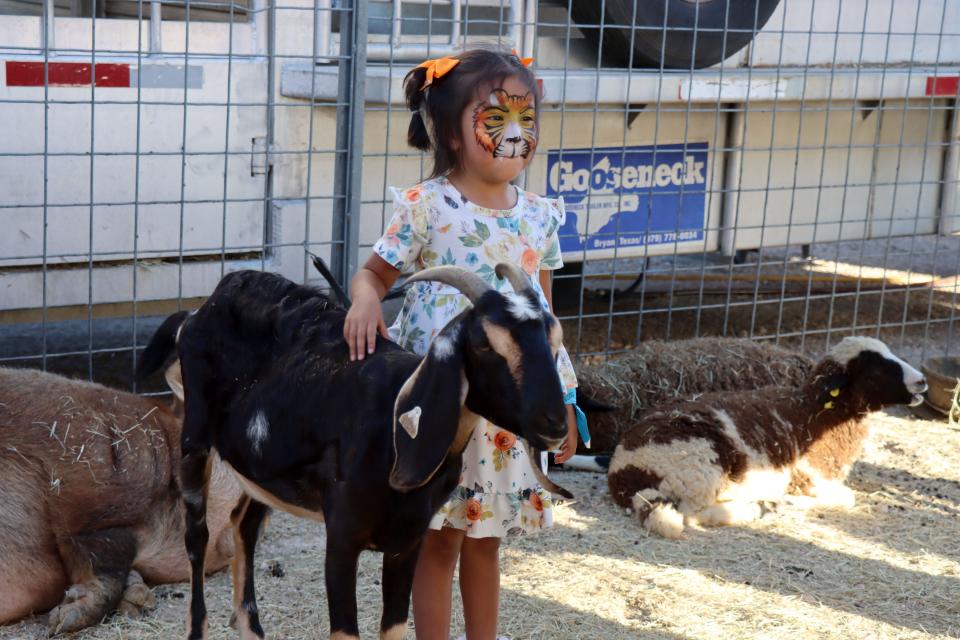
xmin=0 ymin=0 xmax=958 ymax=313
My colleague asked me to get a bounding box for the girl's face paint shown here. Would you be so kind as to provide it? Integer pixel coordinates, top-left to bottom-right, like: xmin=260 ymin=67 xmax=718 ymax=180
xmin=472 ymin=88 xmax=538 ymax=159
xmin=453 ymin=75 xmax=537 ymax=187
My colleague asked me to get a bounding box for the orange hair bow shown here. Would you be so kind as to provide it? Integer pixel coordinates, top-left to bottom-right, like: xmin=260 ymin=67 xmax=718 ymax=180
xmin=417 ymin=56 xmax=460 ymax=90
xmin=512 ymin=49 xmax=534 ymax=67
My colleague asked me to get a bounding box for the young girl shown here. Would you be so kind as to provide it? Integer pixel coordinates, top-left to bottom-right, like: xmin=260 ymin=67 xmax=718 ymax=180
xmin=344 ymin=49 xmax=580 ymax=640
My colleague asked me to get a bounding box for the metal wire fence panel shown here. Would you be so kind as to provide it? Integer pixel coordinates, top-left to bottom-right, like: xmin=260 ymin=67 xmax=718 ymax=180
xmin=0 ymin=0 xmax=958 ymax=392
xmin=0 ymin=0 xmax=358 ymax=389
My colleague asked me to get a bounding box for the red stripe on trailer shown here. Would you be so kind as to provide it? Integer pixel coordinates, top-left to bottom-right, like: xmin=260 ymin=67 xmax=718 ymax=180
xmin=926 ymin=76 xmax=959 ymax=97
xmin=5 ymin=61 xmax=130 ymax=87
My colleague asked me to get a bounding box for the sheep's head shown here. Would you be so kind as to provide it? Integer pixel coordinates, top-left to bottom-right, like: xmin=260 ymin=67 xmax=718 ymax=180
xmin=813 ymin=336 xmax=927 ymax=412
xmin=389 ymin=263 xmax=567 ymax=491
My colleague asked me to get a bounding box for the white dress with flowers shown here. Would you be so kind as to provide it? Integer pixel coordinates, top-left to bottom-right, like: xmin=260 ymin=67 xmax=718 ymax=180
xmin=372 ymin=175 xmax=577 ymax=538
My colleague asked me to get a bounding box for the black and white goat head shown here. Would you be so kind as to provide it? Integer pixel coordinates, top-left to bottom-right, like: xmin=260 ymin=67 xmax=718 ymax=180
xmin=390 ymin=263 xmax=569 ymax=492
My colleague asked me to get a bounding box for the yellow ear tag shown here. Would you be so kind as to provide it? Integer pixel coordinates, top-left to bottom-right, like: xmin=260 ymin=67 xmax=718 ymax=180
xmin=829 ymin=388 xmax=840 ymax=397
xmin=824 ymin=401 xmax=835 ymax=410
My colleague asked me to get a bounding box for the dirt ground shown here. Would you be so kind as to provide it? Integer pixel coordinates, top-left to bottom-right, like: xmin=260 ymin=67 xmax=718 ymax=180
xmin=3 ymin=406 xmax=958 ymax=640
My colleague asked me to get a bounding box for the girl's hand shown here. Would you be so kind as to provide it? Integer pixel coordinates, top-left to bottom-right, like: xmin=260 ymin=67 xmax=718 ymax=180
xmin=554 ymin=404 xmax=578 ymax=464
xmin=344 ymin=258 xmax=401 ymax=362
xmin=344 ymin=292 xmax=389 ymax=362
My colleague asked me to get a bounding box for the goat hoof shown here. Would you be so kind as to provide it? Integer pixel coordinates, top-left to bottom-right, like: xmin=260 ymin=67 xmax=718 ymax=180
xmin=47 ymin=603 xmax=85 ymax=636
xmin=117 ymin=570 xmax=156 ymax=617
xmin=117 ymin=600 xmax=142 ymax=619
xmin=48 ymin=582 xmax=105 ymax=634
xmin=120 ymin=583 xmax=156 ymax=615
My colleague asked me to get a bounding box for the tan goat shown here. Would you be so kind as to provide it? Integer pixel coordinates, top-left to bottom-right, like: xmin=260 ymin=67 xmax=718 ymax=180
xmin=0 ymin=365 xmax=240 ymax=634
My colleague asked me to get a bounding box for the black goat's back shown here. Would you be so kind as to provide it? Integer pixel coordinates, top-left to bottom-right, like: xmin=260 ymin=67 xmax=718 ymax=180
xmin=177 ymin=269 xmax=437 ymax=539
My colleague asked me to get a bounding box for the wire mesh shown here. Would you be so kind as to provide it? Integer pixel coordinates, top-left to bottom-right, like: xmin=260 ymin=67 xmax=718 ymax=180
xmin=0 ymin=0 xmax=958 ymax=396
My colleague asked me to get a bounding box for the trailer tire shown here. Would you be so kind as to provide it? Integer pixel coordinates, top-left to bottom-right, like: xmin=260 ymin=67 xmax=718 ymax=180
xmin=571 ymin=0 xmax=782 ymax=70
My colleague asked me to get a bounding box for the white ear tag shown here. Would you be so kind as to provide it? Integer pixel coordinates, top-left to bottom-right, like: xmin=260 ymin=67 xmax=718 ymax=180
xmin=399 ymin=406 xmax=423 ymax=439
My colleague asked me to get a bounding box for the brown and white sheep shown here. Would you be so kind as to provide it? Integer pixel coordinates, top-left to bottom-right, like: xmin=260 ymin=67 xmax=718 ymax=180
xmin=0 ymin=365 xmax=240 ymax=634
xmin=606 ymin=337 xmax=927 ymax=539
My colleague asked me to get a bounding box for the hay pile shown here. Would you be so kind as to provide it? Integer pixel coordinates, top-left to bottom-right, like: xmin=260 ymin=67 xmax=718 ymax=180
xmin=575 ymin=337 xmax=814 ymax=452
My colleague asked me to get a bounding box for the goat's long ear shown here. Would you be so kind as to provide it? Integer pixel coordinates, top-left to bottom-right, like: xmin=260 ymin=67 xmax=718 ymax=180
xmin=389 ymin=332 xmax=467 ymax=492
xmin=816 ymin=372 xmax=850 ymax=406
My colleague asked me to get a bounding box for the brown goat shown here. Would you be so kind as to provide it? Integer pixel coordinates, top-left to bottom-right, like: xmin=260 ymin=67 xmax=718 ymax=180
xmin=0 ymin=366 xmax=240 ymax=634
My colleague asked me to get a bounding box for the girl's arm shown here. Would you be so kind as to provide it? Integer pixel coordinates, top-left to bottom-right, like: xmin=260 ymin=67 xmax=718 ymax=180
xmin=344 ymin=254 xmax=402 ymax=362
xmin=539 ymin=268 xmax=555 ymax=311
xmin=538 ymin=269 xmax=578 ymax=464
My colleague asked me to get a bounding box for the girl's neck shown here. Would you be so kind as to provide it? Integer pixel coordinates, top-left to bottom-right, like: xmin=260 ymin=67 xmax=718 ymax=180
xmin=446 ymin=170 xmax=517 ymax=210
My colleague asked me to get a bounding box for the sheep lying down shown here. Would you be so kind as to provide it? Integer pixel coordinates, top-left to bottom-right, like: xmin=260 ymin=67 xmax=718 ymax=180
xmin=607 ymin=337 xmax=927 ymax=539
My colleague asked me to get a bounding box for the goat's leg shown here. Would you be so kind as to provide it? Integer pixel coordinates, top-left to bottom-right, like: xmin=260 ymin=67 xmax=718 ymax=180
xmin=180 ymin=352 xmax=217 ymax=640
xmin=47 ymin=527 xmax=137 ymax=635
xmin=379 ymin=545 xmax=420 ymax=640
xmin=229 ymin=496 xmax=270 ymax=640
xmin=228 ymin=495 xmax=251 ymax=628
xmin=116 ymin=570 xmax=157 ymax=619
xmin=325 ymin=535 xmax=361 ymax=640
xmin=182 ymin=449 xmax=213 ymax=640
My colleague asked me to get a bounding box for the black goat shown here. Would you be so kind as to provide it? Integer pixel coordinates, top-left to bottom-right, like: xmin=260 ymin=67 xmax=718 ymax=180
xmin=138 ymin=263 xmax=570 ymax=640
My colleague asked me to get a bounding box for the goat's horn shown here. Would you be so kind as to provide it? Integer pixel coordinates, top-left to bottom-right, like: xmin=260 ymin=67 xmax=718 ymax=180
xmin=406 ymin=266 xmax=491 ymax=304
xmin=494 ymin=262 xmax=534 ymax=295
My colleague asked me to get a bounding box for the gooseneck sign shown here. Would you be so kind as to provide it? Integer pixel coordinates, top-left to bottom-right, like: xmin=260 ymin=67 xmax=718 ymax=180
xmin=547 ymin=143 xmax=709 ymax=258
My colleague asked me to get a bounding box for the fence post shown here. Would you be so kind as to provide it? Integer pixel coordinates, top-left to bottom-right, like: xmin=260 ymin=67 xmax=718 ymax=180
xmin=720 ymin=107 xmax=745 ymax=257
xmin=43 ymin=0 xmax=54 ymax=52
xmin=331 ymin=0 xmax=368 ymax=285
xmin=940 ymin=98 xmax=960 ymax=236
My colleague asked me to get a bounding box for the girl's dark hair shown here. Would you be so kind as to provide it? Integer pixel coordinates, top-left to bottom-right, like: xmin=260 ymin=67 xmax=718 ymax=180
xmin=405 ymin=48 xmax=540 ymax=179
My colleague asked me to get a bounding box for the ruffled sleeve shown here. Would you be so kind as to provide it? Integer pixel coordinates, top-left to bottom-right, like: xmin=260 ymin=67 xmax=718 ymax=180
xmin=540 ymin=196 xmax=565 ymax=271
xmin=372 ymin=186 xmax=431 ymax=272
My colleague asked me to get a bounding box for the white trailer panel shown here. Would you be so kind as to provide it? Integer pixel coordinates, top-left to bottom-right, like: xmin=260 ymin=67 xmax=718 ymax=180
xmin=750 ymin=0 xmax=960 ymax=68
xmin=727 ymin=98 xmax=948 ymax=252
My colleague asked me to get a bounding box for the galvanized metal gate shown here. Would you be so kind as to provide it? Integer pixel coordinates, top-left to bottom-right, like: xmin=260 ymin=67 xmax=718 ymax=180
xmin=1 ymin=0 xmax=959 ymax=388
xmin=0 ymin=0 xmax=273 ymax=307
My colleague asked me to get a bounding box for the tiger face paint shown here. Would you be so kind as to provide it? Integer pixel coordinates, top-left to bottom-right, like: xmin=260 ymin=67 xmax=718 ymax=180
xmin=472 ymin=89 xmax=537 ymax=159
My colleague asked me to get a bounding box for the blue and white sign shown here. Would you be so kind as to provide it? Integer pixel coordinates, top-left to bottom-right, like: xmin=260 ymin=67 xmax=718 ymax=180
xmin=546 ymin=143 xmax=708 ymax=255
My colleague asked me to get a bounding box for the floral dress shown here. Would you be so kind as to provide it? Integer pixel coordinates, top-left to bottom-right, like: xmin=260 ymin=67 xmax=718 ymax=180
xmin=372 ymin=175 xmax=577 ymax=537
